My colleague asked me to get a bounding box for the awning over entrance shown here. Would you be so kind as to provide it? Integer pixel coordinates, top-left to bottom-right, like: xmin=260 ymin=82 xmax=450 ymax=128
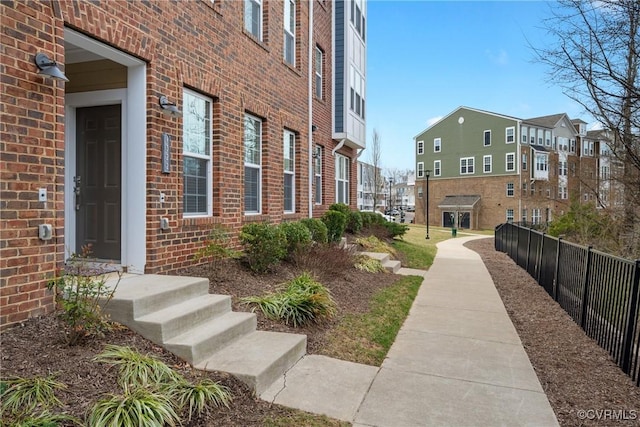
xmin=437 ymin=195 xmax=481 ymax=210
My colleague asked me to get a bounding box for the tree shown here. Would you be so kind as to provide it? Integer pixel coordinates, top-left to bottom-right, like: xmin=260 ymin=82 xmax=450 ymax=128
xmin=366 ymin=129 xmax=384 ymax=211
xmin=534 ymin=0 xmax=640 ymax=256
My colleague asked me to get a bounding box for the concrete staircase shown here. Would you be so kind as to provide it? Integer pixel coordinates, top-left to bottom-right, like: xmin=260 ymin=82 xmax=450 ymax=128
xmin=102 ymin=274 xmax=306 ymax=396
xmin=359 ymin=251 xmax=402 ymax=273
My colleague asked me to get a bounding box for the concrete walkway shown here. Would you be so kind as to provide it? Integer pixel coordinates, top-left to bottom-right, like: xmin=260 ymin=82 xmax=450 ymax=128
xmin=264 ymin=235 xmax=559 ymax=426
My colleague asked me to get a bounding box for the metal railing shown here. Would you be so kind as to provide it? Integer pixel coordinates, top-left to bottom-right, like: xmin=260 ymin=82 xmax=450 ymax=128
xmin=495 ymin=222 xmax=640 ymax=386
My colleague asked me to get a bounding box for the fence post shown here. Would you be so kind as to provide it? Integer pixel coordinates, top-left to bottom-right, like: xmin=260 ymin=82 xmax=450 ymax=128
xmin=553 ymin=237 xmax=562 ymax=301
xmin=516 ymin=223 xmax=520 ymax=265
xmin=526 ymin=227 xmax=532 ymax=273
xmin=579 ymin=246 xmax=593 ymax=329
xmin=621 ymin=260 xmax=640 ymax=374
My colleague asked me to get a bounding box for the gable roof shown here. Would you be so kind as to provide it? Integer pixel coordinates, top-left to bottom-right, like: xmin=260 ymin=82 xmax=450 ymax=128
xmin=437 ymin=194 xmax=481 ymax=209
xmin=414 ymin=106 xmax=521 ymax=139
xmin=522 ymin=113 xmax=567 ymax=129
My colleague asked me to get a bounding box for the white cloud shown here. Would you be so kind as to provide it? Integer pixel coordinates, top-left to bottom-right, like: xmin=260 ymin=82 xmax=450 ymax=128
xmin=486 ymin=49 xmax=509 ymax=66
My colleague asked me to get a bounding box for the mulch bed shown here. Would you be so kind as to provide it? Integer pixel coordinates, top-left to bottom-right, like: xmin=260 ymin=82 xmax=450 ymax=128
xmin=465 ymin=238 xmax=640 ymax=427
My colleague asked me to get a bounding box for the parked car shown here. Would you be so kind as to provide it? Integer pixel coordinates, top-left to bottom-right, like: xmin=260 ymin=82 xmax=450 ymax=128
xmin=406 ymin=206 xmax=415 ymax=212
xmin=385 ymin=209 xmax=400 ymax=216
xmin=375 ymin=211 xmax=396 ymax=222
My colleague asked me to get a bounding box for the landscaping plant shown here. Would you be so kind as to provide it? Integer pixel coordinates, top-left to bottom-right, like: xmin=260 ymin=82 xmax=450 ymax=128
xmin=193 ymin=225 xmax=241 ymax=271
xmin=354 ymin=255 xmax=386 ymax=273
xmin=47 ymin=245 xmax=122 ymax=345
xmin=346 ymin=210 xmax=364 ymax=234
xmin=279 ymin=221 xmax=312 ymax=257
xmin=87 ymin=388 xmax=180 ymax=427
xmin=300 ymin=218 xmax=329 ymax=244
xmin=321 ymin=210 xmax=347 ymax=243
xmin=239 ymin=223 xmax=287 ymax=272
xmin=242 ymin=272 xmax=337 ymax=327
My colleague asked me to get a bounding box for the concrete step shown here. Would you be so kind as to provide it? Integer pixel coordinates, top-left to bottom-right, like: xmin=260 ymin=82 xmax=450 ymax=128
xmin=195 ymin=330 xmax=307 ymax=396
xmin=134 ymin=294 xmax=232 ymax=343
xmin=164 ymin=311 xmax=257 ymax=365
xmin=359 ymin=251 xmax=391 ymax=264
xmin=104 ymin=274 xmax=210 ymax=325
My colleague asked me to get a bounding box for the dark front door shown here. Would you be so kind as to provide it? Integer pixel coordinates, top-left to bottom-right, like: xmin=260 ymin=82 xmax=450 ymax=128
xmin=75 ymin=105 xmax=122 ymax=261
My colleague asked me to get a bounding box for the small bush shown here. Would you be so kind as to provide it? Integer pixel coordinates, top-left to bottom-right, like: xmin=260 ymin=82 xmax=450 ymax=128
xmin=193 ymin=225 xmax=241 ymax=271
xmin=384 ymin=221 xmax=409 ymax=239
xmin=328 ymin=203 xmax=351 ymax=217
xmin=47 ymin=245 xmax=122 ymax=346
xmin=300 ymin=218 xmax=329 ymax=244
xmin=360 ymin=211 xmax=387 ymax=228
xmin=241 ymin=272 xmax=337 ymax=327
xmin=167 ymin=379 xmax=231 ymax=421
xmin=291 ymin=243 xmax=357 ymax=281
xmin=354 ymin=255 xmax=386 ymax=273
xmin=321 ymin=210 xmax=347 ymax=243
xmin=346 ymin=210 xmax=364 ymax=234
xmin=280 ymin=221 xmax=312 ymax=256
xmin=355 ymin=235 xmax=397 ymax=257
xmin=239 ymin=223 xmax=287 ymax=273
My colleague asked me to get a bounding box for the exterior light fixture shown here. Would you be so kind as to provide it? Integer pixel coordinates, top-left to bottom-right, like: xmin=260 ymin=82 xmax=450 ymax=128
xmin=158 ymin=95 xmax=182 ymax=117
xmin=34 ymin=53 xmax=69 ymax=82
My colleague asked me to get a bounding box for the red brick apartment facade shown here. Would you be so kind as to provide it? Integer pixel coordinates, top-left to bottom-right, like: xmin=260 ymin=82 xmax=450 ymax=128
xmin=0 ymin=0 xmax=367 ymax=329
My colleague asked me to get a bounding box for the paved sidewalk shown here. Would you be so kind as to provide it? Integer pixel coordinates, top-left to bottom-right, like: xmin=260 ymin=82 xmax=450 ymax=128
xmin=263 ymin=235 xmax=559 ymax=426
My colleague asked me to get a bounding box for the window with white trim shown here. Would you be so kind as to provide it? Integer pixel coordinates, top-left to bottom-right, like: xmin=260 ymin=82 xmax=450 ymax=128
xmin=506 ymin=209 xmax=514 ymax=222
xmin=483 ymin=155 xmax=492 ymax=173
xmin=335 ymin=154 xmax=349 ymax=204
xmin=460 ymin=157 xmax=474 ymax=174
xmin=483 ymin=130 xmax=491 ymax=146
xmin=315 ymin=46 xmax=323 ymax=99
xmin=434 ymin=160 xmax=441 ymax=176
xmin=417 ymin=161 xmax=424 ymax=178
xmin=522 ymin=208 xmax=527 ymax=223
xmin=559 ymin=185 xmax=568 ymax=200
xmin=349 ymin=66 xmax=365 ymax=119
xmin=244 ymin=113 xmax=262 ymax=214
xmin=434 ymin=137 xmax=441 ymax=152
xmin=558 ymin=161 xmax=567 ymax=176
xmin=506 ymin=182 xmax=514 ymax=197
xmin=417 ymin=140 xmax=424 ymax=155
xmin=314 ymin=145 xmax=322 ymax=204
xmin=506 ymin=152 xmax=515 ymax=172
xmin=351 ymin=0 xmax=365 ymax=41
xmin=505 ymin=126 xmax=515 ymax=143
xmin=183 ymin=89 xmax=212 ymax=216
xmin=535 ymin=153 xmax=548 ymax=171
xmin=244 ymin=0 xmax=262 ymax=40
xmin=522 ymin=127 xmax=528 ymax=143
xmin=284 ymin=0 xmax=295 ymax=65
xmin=532 ymin=208 xmax=541 ymax=224
xmin=522 ymin=153 xmax=528 ymax=171
xmin=283 ymin=130 xmax=295 ymax=213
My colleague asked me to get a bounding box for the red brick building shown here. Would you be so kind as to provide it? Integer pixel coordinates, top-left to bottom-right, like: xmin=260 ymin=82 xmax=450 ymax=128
xmin=0 ymin=0 xmax=368 ymax=329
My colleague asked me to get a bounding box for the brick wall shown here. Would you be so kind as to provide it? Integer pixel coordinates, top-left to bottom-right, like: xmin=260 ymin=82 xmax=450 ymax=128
xmin=0 ymin=0 xmax=345 ymax=329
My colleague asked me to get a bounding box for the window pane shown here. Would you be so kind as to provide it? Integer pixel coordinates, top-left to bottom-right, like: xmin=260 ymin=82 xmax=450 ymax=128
xmin=244 ymin=166 xmax=259 ymax=213
xmin=284 ymin=174 xmax=293 ymax=211
xmin=184 ymin=156 xmax=207 ymax=214
xmin=184 ymin=92 xmax=210 ymax=155
xmin=244 ymin=115 xmax=261 ymax=165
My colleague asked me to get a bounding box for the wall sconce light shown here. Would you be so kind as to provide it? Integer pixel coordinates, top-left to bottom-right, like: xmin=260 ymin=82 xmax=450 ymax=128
xmin=34 ymin=53 xmax=69 ymax=82
xmin=158 ymin=95 xmax=182 ymax=118
xmin=312 ymin=124 xmax=318 ymax=132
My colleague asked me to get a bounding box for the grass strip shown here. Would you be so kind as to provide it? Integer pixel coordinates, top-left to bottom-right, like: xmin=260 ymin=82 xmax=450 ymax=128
xmin=321 ymin=275 xmax=423 ymax=366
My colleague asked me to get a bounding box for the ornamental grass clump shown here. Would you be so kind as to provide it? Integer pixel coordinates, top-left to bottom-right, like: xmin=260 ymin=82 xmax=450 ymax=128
xmin=354 ymin=255 xmax=386 ymax=273
xmin=91 ymin=345 xmax=232 ymax=425
xmin=242 ymin=272 xmax=337 ymax=327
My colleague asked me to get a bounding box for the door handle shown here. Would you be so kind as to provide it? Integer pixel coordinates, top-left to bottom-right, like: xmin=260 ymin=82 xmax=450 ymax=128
xmin=73 ymin=176 xmax=81 ymax=211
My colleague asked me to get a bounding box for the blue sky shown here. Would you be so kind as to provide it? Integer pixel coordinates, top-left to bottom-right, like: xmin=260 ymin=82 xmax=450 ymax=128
xmin=365 ymin=0 xmax=591 ymax=172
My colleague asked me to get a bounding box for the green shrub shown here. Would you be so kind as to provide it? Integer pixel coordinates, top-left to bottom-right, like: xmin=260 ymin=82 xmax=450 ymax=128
xmin=280 ymin=221 xmax=312 ymax=256
xmin=346 ymin=210 xmax=363 ymax=234
xmin=300 ymin=218 xmax=329 ymax=244
xmin=193 ymin=225 xmax=241 ymax=270
xmin=167 ymin=379 xmax=231 ymax=422
xmin=239 ymin=223 xmax=287 ymax=272
xmin=384 ymin=221 xmax=409 ymax=239
xmin=321 ymin=210 xmax=347 ymax=243
xmin=329 ymin=203 xmax=351 ymax=216
xmin=360 ymin=211 xmax=386 ymax=228
xmin=241 ymin=272 xmax=336 ymax=327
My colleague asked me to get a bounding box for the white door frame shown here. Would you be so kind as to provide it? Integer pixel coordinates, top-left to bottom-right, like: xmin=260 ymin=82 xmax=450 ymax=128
xmin=64 ymin=28 xmax=147 ymax=274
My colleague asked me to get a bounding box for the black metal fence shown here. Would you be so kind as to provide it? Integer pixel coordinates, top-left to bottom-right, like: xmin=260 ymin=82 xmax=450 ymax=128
xmin=495 ymin=222 xmax=640 ymax=386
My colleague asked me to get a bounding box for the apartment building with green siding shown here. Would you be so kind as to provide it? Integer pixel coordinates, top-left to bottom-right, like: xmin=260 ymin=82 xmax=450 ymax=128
xmin=414 ymin=106 xmax=599 ymax=230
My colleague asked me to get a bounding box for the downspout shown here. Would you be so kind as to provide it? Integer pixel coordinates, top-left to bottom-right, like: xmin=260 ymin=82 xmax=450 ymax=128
xmin=308 ymin=0 xmax=314 ymax=218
